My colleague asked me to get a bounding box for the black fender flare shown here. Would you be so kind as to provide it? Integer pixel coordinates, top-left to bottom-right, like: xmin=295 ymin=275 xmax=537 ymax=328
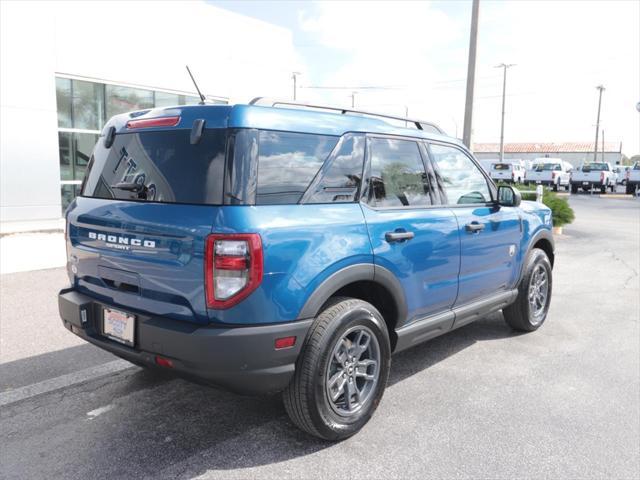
xmin=518 ymin=228 xmax=555 ymax=283
xmin=298 ymin=263 xmax=408 ymax=325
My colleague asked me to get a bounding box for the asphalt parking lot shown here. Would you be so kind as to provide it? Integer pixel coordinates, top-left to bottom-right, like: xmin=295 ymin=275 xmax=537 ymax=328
xmin=1 ymin=195 xmax=638 ymax=480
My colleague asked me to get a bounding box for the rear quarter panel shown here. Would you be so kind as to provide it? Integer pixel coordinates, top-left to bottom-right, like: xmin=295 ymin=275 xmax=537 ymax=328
xmin=208 ymin=203 xmax=372 ymax=325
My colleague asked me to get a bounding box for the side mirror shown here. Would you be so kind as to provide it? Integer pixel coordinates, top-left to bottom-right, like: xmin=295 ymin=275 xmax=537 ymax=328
xmin=498 ymin=185 xmax=521 ymax=207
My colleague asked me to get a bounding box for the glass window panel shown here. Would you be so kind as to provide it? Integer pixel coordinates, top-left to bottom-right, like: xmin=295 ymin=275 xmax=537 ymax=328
xmin=56 ymin=78 xmax=72 ymax=128
xmin=71 ymin=80 xmax=104 ymax=130
xmin=74 ymin=133 xmax=98 ymax=180
xmin=368 ymin=138 xmax=431 ymax=207
xmin=256 ymin=131 xmax=338 ymax=205
xmin=183 ymin=95 xmax=201 ymax=105
xmin=105 ymin=85 xmax=154 ymax=118
xmin=58 ymin=132 xmax=73 ymax=180
xmin=61 ymin=184 xmax=80 ymax=215
xmin=429 ymin=144 xmax=491 ymax=205
xmin=304 ymin=135 xmax=365 ymax=204
xmin=154 ymin=91 xmax=180 ymax=107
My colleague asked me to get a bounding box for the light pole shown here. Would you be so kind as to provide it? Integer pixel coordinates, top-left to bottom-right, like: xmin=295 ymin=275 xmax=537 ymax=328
xmin=462 ymin=0 xmax=480 ymax=148
xmin=495 ymin=63 xmax=515 ymax=162
xmin=292 ymin=72 xmax=301 ymax=101
xmin=350 ymin=91 xmax=357 ymax=108
xmin=593 ymin=85 xmax=605 ymax=162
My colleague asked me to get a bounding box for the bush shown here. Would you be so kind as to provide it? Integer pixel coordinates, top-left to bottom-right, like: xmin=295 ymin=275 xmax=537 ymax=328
xmin=541 ymin=190 xmax=575 ymax=227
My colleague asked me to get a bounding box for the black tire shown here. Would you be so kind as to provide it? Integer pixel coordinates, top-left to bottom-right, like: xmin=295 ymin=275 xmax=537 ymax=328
xmin=571 ymin=184 xmax=578 ymax=194
xmin=552 ymin=182 xmax=558 ymax=192
xmin=600 ymin=183 xmax=607 ymax=194
xmin=503 ymin=248 xmax=552 ymax=332
xmin=626 ymin=183 xmax=635 ymax=195
xmin=283 ymin=298 xmax=391 ymax=441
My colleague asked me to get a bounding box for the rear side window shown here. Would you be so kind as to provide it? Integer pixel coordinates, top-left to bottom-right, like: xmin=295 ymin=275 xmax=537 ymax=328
xmin=256 ymin=131 xmax=338 ymax=204
xmin=367 ymin=137 xmax=432 ymax=207
xmin=493 ymin=163 xmax=510 ymax=170
xmin=82 ymin=129 xmax=226 ymax=205
xmin=302 ymin=134 xmax=365 ymax=204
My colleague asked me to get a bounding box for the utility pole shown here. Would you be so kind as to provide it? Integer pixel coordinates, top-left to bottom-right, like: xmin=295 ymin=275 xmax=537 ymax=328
xmin=462 ymin=0 xmax=480 ymax=148
xmin=593 ymin=85 xmax=605 ymax=162
xmin=495 ymin=63 xmax=516 ymax=162
xmin=350 ymin=91 xmax=357 ymax=108
xmin=601 ymin=129 xmax=605 ymax=162
xmin=292 ymin=72 xmax=301 ymax=101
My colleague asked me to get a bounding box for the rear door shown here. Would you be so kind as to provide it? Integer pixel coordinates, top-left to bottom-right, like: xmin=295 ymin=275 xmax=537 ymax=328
xmin=361 ymin=136 xmax=460 ymax=324
xmin=427 ymin=142 xmax=522 ymax=307
xmin=67 ymin=124 xmax=227 ymax=325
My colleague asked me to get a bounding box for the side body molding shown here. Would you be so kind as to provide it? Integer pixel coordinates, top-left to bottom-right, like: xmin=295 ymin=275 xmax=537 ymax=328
xmin=298 ymin=263 xmax=408 ymax=324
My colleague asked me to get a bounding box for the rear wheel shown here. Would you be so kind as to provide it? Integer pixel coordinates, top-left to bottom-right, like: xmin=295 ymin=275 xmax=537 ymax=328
xmin=571 ymin=184 xmax=578 ymax=194
xmin=503 ymin=248 xmax=552 ymax=332
xmin=283 ymin=298 xmax=391 ymax=441
xmin=552 ymin=182 xmax=558 ymax=192
xmin=626 ymin=183 xmax=635 ymax=195
xmin=600 ymin=183 xmax=607 ymax=194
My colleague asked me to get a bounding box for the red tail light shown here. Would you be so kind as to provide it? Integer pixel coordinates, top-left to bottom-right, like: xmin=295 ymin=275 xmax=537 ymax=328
xmin=552 ymin=171 xmax=557 ymax=179
xmin=126 ymin=116 xmax=180 ymax=129
xmin=205 ymin=233 xmax=263 ymax=309
xmin=600 ymin=172 xmax=605 ymax=183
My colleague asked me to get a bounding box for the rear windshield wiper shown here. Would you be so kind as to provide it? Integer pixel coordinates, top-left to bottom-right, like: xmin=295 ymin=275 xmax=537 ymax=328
xmin=111 ymin=182 xmax=147 ymax=193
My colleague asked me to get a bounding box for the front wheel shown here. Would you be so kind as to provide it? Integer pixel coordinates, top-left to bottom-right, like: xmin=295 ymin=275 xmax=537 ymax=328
xmin=503 ymin=248 xmax=553 ymax=332
xmin=283 ymin=298 xmax=391 ymax=441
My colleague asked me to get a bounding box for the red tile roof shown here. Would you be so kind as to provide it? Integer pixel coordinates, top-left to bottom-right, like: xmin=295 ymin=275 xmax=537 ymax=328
xmin=473 ymin=142 xmax=622 ymax=154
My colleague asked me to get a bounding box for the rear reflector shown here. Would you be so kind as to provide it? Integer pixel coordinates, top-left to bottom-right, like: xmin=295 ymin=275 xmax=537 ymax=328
xmin=275 ymin=336 xmax=296 ymax=350
xmin=126 ymin=116 xmax=181 ymax=129
xmin=155 ymin=356 xmax=174 ymax=368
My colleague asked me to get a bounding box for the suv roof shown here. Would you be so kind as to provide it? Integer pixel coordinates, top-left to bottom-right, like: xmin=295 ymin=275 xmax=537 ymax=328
xmin=104 ymin=102 xmax=456 ymax=145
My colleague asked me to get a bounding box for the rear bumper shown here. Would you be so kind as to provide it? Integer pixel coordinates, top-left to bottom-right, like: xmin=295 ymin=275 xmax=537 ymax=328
xmin=571 ymin=180 xmax=603 ymax=187
xmin=58 ymin=289 xmax=312 ymax=395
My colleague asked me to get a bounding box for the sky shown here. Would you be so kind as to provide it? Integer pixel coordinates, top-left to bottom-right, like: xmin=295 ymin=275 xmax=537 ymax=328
xmin=212 ymin=0 xmax=640 ymax=156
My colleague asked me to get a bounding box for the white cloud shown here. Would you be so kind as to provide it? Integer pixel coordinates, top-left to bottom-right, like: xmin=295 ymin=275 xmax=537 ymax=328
xmin=298 ymin=0 xmax=640 ymax=155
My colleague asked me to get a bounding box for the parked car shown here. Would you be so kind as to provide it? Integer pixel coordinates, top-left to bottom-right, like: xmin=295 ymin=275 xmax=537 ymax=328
xmin=626 ymin=162 xmax=640 ymax=194
xmin=58 ymin=99 xmax=555 ymax=440
xmin=570 ymin=162 xmax=616 ymax=194
xmin=489 ymin=162 xmax=525 ymax=184
xmin=525 ymin=159 xmax=572 ymax=191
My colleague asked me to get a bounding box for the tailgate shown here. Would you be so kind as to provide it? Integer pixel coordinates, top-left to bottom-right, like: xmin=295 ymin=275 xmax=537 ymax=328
xmin=67 ymin=198 xmax=215 ymax=324
xmin=67 ymin=118 xmax=228 ymax=325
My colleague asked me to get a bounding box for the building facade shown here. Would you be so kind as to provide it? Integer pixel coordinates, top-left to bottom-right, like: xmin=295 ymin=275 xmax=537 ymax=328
xmin=0 ymin=1 xmax=297 ymax=227
xmin=473 ymin=142 xmax=624 ymax=168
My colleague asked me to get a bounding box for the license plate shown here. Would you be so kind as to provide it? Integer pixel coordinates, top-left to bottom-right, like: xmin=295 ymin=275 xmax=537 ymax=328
xmin=582 ymin=182 xmax=589 ymax=185
xmin=103 ymin=307 xmax=135 ymax=346
xmin=536 ymin=180 xmax=541 ymax=184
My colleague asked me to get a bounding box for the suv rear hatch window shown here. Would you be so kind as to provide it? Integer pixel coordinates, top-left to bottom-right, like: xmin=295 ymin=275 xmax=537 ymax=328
xmin=82 ymin=129 xmax=226 ymax=205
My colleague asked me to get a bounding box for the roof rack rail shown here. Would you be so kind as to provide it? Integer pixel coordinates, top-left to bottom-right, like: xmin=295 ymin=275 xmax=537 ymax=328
xmin=249 ymin=97 xmax=445 ymax=135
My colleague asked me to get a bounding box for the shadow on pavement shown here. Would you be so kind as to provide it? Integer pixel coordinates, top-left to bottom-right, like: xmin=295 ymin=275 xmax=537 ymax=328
xmin=2 ymin=313 xmax=519 ymax=479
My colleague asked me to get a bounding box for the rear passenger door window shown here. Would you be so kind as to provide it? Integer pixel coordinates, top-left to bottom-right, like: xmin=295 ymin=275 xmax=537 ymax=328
xmin=256 ymin=131 xmax=338 ymax=205
xmin=366 ymin=137 xmax=432 ymax=207
xmin=302 ymin=134 xmax=365 ymax=203
xmin=428 ymin=144 xmax=491 ymax=205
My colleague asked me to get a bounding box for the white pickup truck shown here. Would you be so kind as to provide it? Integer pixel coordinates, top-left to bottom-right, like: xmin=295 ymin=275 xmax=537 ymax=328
xmin=525 ymin=159 xmax=572 ymax=191
xmin=625 ymin=162 xmax=640 ymax=194
xmin=570 ymin=162 xmax=616 ymax=194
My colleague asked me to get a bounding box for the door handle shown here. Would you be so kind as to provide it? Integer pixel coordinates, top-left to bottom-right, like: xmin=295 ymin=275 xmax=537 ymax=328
xmin=465 ymin=222 xmax=485 ymax=233
xmin=385 ymin=231 xmax=415 ymax=243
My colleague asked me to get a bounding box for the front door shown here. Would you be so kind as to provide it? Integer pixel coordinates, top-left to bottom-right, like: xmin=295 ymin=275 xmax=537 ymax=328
xmin=428 ymin=143 xmax=522 ymax=306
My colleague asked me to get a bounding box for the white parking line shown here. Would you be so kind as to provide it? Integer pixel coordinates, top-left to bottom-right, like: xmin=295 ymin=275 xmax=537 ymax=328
xmin=0 ymin=359 xmax=135 ymax=407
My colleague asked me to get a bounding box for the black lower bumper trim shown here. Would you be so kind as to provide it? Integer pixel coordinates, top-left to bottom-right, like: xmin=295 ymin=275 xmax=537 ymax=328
xmin=58 ymin=289 xmax=312 ymax=395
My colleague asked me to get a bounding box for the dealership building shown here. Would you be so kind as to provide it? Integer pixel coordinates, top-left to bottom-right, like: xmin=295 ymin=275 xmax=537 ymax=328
xmin=473 ymin=142 xmax=624 ymax=168
xmin=0 ymin=1 xmax=297 ymax=231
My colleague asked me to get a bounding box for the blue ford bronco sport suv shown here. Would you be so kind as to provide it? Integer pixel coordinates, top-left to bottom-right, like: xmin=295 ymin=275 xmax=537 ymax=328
xmin=59 ymin=98 xmax=554 ymax=440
